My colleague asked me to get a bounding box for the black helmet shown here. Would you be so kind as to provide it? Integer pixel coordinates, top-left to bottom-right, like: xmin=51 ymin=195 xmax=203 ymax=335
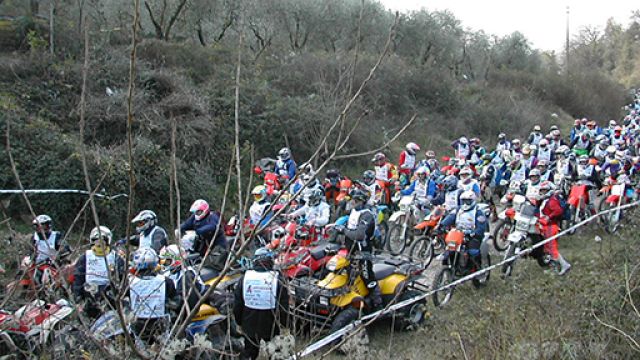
xmin=350 ymin=189 xmax=368 ymax=203
xmin=308 ymin=188 xmax=324 ymax=206
xmin=362 ymin=170 xmax=375 ymax=185
xmin=326 ymin=169 xmax=340 ymax=179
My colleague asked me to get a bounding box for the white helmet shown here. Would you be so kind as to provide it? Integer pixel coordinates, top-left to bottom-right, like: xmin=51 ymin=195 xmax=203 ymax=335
xmin=539 ymin=139 xmax=548 ymax=148
xmin=90 ymin=226 xmax=112 ymax=245
xmin=459 ymin=167 xmax=473 ymax=180
xmin=132 ymin=210 xmax=157 ymax=234
xmin=406 ymin=142 xmax=420 ymax=155
xmin=132 ymin=248 xmax=159 ymax=272
xmin=459 ymin=136 xmax=468 ymax=145
xmin=459 ymin=190 xmax=476 ymax=211
xmin=159 ymin=244 xmax=183 ymax=266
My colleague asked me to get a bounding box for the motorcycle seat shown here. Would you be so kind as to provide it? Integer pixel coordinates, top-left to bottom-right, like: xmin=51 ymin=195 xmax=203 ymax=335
xmin=309 ymin=243 xmax=339 ymax=260
xmin=199 ymin=267 xmax=220 ymax=283
xmin=372 ymin=263 xmax=396 ymax=280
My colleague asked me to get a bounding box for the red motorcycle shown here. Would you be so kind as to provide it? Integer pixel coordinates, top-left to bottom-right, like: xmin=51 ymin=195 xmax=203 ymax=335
xmin=6 ymin=257 xmax=75 ymax=297
xmin=599 ymin=176 xmax=634 ymax=233
xmin=0 ymin=299 xmax=74 ymax=353
xmin=276 ymin=242 xmax=348 ymax=278
xmin=566 ymin=179 xmax=594 ymax=234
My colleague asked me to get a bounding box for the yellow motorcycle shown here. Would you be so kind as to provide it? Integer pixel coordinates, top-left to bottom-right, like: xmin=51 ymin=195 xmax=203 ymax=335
xmin=290 ymin=251 xmax=428 ymax=338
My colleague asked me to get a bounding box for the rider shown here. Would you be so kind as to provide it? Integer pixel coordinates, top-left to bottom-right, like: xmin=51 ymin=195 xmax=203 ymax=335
xmin=535 ymin=139 xmax=554 ymax=164
xmin=522 ymin=168 xmax=543 ymax=200
xmin=570 ymin=119 xmax=584 ymax=142
xmin=536 ymin=160 xmax=552 ymax=182
xmin=30 ymin=214 xmax=70 ymax=265
xmin=159 ymin=245 xmax=207 ymax=311
xmin=610 ymin=126 xmax=626 ymax=147
xmin=433 ymin=174 xmax=462 ymax=211
xmin=120 ymin=210 xmax=168 ymax=253
xmin=324 ymin=168 xmax=342 ymax=204
xmin=179 ymin=199 xmax=228 ymax=268
xmin=538 ymin=181 xmax=571 ymax=275
xmin=372 ymin=152 xmax=398 ymax=205
xmin=398 ymin=142 xmax=420 ymax=187
xmin=528 ymin=125 xmax=544 ymax=145
xmin=591 ymin=136 xmax=610 ymax=163
xmin=233 ymin=248 xmax=289 ymax=360
xmin=335 ymin=189 xmax=382 ymax=309
xmin=288 ymin=188 xmax=331 ymax=228
xmin=511 ymin=138 xmax=522 ymax=155
xmin=438 ymin=191 xmax=487 ymax=265
xmin=400 ymin=166 xmax=436 ymax=212
xmin=496 ymin=133 xmax=510 ymax=153
xmin=249 ymin=185 xmax=272 ymax=226
xmin=274 ymin=147 xmax=297 ymax=184
xmin=451 ymin=136 xmax=471 ymax=160
xmin=361 ymin=169 xmax=381 ymax=206
xmin=73 ymin=226 xmax=124 ymax=318
xmin=570 ymin=131 xmax=593 ymax=156
xmin=458 ymin=167 xmax=481 ymax=198
xmin=129 ymin=248 xmax=178 ymax=341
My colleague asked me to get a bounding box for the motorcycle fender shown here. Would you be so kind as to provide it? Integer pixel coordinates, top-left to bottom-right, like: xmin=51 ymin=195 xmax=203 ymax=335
xmin=389 ymin=211 xmax=407 ymax=223
xmin=192 ymin=303 xmax=220 ymax=322
xmin=606 ymin=195 xmax=620 ymax=204
xmin=290 ymin=266 xmax=311 ymax=278
xmin=507 ymin=232 xmax=523 ymax=243
xmin=378 ymin=274 xmax=408 ymax=296
xmin=318 ymin=272 xmax=348 ymax=290
xmin=331 ymin=277 xmax=368 ymax=307
xmin=37 ymin=306 xmax=74 ymax=343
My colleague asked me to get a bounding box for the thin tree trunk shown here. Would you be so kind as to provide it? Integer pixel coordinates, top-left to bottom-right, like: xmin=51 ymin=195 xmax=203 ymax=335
xmin=49 ymin=0 xmax=54 ymax=54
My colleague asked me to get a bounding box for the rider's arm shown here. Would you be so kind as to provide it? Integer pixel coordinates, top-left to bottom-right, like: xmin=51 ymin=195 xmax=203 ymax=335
xmin=288 ymin=160 xmax=297 ymax=180
xmin=72 ymin=254 xmax=87 ymax=299
xmin=400 ymin=181 xmax=416 ymax=195
xmin=233 ymin=275 xmax=246 ymax=326
xmin=313 ymin=203 xmax=331 ymax=227
xmin=152 ymin=228 xmax=168 ymax=253
xmin=179 ymin=215 xmax=196 ymax=234
xmin=289 ymin=205 xmax=308 ymax=219
xmin=472 ymin=211 xmax=487 ymax=238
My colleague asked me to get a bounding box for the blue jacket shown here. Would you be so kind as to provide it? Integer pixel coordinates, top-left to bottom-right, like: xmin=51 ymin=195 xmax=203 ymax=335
xmin=400 ymin=179 xmax=437 ymax=198
xmin=180 ymin=212 xmax=227 ymax=254
xmin=274 ymin=158 xmax=297 ymax=180
xmin=440 ymin=207 xmax=487 ymax=240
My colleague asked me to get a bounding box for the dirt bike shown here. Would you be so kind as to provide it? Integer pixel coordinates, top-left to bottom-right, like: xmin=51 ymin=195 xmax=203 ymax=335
xmin=599 ymin=177 xmax=634 ymax=233
xmin=408 ymin=205 xmax=447 ymax=269
xmin=500 ymin=195 xmax=549 ymax=277
xmin=566 ymin=179 xmax=595 ymax=235
xmin=432 ymin=229 xmax=491 ymax=307
xmin=387 ymin=194 xmax=423 ymax=255
xmin=492 ymin=181 xmax=521 ymax=252
xmin=5 ymin=256 xmax=75 ymax=298
xmin=0 ymin=299 xmax=74 ymax=354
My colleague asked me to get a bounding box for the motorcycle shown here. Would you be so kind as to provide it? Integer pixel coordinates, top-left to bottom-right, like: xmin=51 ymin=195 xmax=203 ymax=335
xmin=599 ymin=176 xmax=634 ymax=233
xmin=0 ymin=299 xmax=74 ymax=354
xmin=6 ymin=256 xmax=75 ymax=297
xmin=387 ymin=194 xmax=423 ymax=255
xmin=492 ymin=180 xmax=521 ymax=252
xmin=408 ymin=205 xmax=447 ymax=269
xmin=566 ymin=179 xmax=595 ymax=234
xmin=500 ymin=195 xmax=549 ymax=277
xmin=432 ymin=229 xmax=491 ymax=307
xmin=276 ymin=242 xmax=348 ymax=278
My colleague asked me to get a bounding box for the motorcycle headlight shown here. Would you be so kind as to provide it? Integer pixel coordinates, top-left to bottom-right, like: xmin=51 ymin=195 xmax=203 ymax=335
xmin=319 ymin=296 xmax=329 ymax=306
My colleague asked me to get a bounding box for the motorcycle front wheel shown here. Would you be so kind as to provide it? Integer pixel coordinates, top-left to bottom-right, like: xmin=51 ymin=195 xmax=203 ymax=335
xmin=432 ymin=268 xmax=455 ymax=307
xmin=387 ymin=219 xmax=410 ymax=255
xmin=492 ymin=219 xmax=512 ymax=252
xmin=409 ymin=236 xmax=434 ymax=269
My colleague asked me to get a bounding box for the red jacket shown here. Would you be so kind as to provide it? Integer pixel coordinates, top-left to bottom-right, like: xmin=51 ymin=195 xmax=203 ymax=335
xmin=541 ymin=195 xmax=563 ymax=225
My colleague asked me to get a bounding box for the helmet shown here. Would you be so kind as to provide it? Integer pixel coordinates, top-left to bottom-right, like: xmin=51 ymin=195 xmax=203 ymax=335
xmin=252 ymin=185 xmax=267 ymax=202
xmin=326 ymin=169 xmax=340 ymax=179
xmin=470 ymin=137 xmax=480 ymax=145
xmin=406 ymin=142 xmax=420 ymax=155
xmin=498 ymin=133 xmax=506 ymax=140
xmin=90 ymin=226 xmax=113 ymax=245
xmin=615 ymin=150 xmax=626 ymax=160
xmin=131 ymin=210 xmax=157 ymax=234
xmin=549 ymin=125 xmax=559 ymax=131
xmin=536 ymin=159 xmax=548 ymax=169
xmin=574 ymin=119 xmax=581 ymax=126
xmin=529 ymin=168 xmax=541 ymax=181
xmin=533 ymin=125 xmax=541 ymax=132
xmin=555 ymin=145 xmax=568 ymax=155
xmin=253 ymin=247 xmax=275 ymax=270
xmin=190 ymin=199 xmax=210 ymax=221
xmin=132 ymin=248 xmax=159 ymax=272
xmin=539 ymin=181 xmax=555 ymax=198
xmin=522 ymin=146 xmax=531 ymax=156
xmin=33 ymin=214 xmax=53 ymax=232
xmin=271 ymin=226 xmax=287 ymax=242
xmin=159 ymin=245 xmax=183 ymax=266
xmin=459 ymin=137 xmax=469 ymax=145
xmin=512 ymin=138 xmax=521 ymax=146
xmin=308 ymin=188 xmax=324 ymax=206
xmin=595 ymin=134 xmax=606 ymax=143
xmin=363 ymin=170 xmax=375 ymax=185
xmin=459 ymin=167 xmax=473 ymax=180
xmin=278 ymin=147 xmax=291 ymax=161
xmin=443 ymin=175 xmax=458 ymax=191
xmin=459 ymin=190 xmax=476 ymax=211
xmin=372 ymin=152 xmax=386 ymax=165
xmin=614 ymin=125 xmax=623 ymax=133
xmin=481 ymin=153 xmax=493 ymax=163
xmin=578 ymin=155 xmax=589 ymax=165
xmin=539 ymin=139 xmax=548 ymax=148
xmin=425 ymin=150 xmax=436 ymax=159
xmin=606 ymin=145 xmax=617 ymax=156
xmin=415 ymin=166 xmax=430 ymax=180
xmin=587 ymin=120 xmax=596 ymax=127
xmin=609 ymin=119 xmax=617 ymax=126
xmin=551 ymin=129 xmax=561 ymax=137
xmin=350 ymin=189 xmax=368 ymax=203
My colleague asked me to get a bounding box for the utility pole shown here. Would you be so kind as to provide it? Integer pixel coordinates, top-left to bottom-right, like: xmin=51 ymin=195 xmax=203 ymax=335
xmin=565 ymin=5 xmax=570 ymax=74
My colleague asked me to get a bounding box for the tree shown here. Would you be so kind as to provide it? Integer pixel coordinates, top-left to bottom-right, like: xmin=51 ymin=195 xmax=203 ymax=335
xmin=143 ymin=0 xmax=188 ymax=40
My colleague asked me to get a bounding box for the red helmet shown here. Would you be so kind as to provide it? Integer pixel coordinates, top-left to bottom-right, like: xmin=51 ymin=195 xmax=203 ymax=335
xmin=190 ymin=199 xmax=210 ymax=221
xmin=371 ymin=152 xmax=386 ymax=165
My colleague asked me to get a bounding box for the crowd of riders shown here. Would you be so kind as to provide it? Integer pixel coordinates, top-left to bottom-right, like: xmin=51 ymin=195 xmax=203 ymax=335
xmin=19 ymin=91 xmax=640 ymax=359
